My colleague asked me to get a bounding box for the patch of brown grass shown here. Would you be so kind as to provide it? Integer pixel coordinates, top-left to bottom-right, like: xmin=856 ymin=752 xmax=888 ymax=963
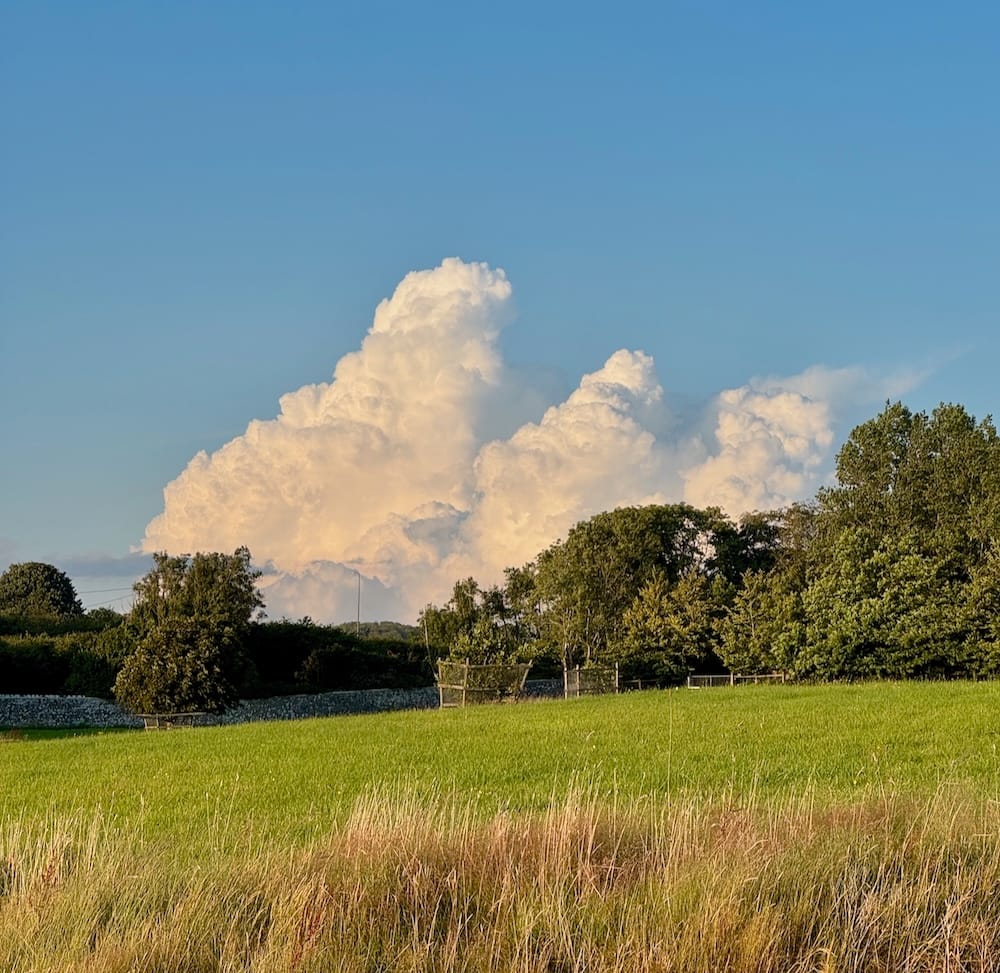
xmin=3 ymin=788 xmax=1000 ymax=971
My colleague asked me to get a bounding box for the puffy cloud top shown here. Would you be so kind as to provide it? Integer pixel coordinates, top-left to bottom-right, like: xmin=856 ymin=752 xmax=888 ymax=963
xmin=681 ymin=386 xmax=833 ymax=514
xmin=143 ymin=258 xmax=511 ymax=578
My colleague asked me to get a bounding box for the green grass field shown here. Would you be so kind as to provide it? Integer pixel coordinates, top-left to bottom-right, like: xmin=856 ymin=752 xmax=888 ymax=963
xmin=5 ymin=682 xmax=1000 ymax=971
xmin=5 ymin=682 xmax=1000 ymax=846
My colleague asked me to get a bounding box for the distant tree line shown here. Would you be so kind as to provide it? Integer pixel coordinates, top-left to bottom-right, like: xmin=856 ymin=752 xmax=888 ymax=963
xmin=0 ymin=555 xmax=427 ymax=711
xmin=422 ymin=401 xmax=1000 ymax=684
xmin=420 ymin=505 xmax=777 ymax=684
xmin=5 ymin=399 xmax=1000 ymax=709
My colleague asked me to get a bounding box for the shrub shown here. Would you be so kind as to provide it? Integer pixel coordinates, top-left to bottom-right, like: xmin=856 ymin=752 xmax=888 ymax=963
xmin=0 ymin=635 xmax=69 ymax=693
xmin=114 ymin=619 xmax=242 ymax=714
xmin=244 ymin=621 xmax=430 ymax=696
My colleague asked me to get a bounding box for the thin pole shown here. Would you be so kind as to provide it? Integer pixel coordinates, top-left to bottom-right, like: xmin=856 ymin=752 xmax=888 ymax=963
xmin=355 ymin=570 xmax=361 ymax=637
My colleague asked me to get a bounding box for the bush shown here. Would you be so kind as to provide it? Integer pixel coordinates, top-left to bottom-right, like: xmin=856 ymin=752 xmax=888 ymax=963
xmin=114 ymin=619 xmax=242 ymax=714
xmin=0 ymin=614 xmax=134 ymax=698
xmin=244 ymin=621 xmax=431 ymax=696
xmin=63 ymin=626 xmax=137 ymax=698
xmin=0 ymin=609 xmax=124 ymax=638
xmin=0 ymin=635 xmax=69 ymax=694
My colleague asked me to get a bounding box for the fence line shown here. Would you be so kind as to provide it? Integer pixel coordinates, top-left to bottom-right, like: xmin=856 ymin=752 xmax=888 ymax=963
xmin=564 ymin=664 xmax=619 ymax=699
xmin=436 ymin=661 xmax=531 ymax=708
xmin=686 ymin=673 xmax=786 ymax=689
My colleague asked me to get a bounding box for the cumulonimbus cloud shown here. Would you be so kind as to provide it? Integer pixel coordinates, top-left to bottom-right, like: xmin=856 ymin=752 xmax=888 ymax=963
xmin=141 ymin=258 xmax=919 ymax=622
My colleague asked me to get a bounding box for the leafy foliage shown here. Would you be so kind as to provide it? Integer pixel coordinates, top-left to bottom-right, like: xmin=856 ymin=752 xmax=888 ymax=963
xmin=129 ymin=547 xmax=263 ymax=636
xmin=421 ymin=504 xmax=780 ymax=679
xmin=621 ymin=573 xmax=731 ymax=684
xmin=743 ymin=401 xmax=1000 ymax=680
xmin=0 ymin=614 xmax=427 ymax=702
xmin=113 ymin=618 xmax=241 ymax=714
xmin=245 ymin=620 xmax=430 ymax=694
xmin=115 ymin=548 xmax=264 ymax=714
xmin=718 ymin=570 xmax=805 ymax=675
xmin=531 ymin=505 xmax=712 ymax=667
xmin=417 ymin=400 xmax=1000 ymax=685
xmin=0 ymin=624 xmax=134 ymax=698
xmin=334 ymin=620 xmax=421 ymax=642
xmin=420 ymin=578 xmax=531 ymax=665
xmin=0 ymin=562 xmax=83 ymax=618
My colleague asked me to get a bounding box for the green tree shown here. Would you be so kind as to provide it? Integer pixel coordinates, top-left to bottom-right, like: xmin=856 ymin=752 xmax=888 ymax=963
xmin=418 ymin=577 xmax=483 ymax=655
xmin=450 ymin=613 xmax=529 ymax=664
xmin=786 ymin=402 xmax=1000 ymax=679
xmin=706 ymin=509 xmax=783 ymax=584
xmin=0 ymin=562 xmax=83 ymax=618
xmin=114 ymin=548 xmax=263 ymax=714
xmin=86 ymin=607 xmax=125 ymax=629
xmin=130 ymin=547 xmax=263 ymax=635
xmin=114 ymin=618 xmax=241 ymax=714
xmin=420 ymin=577 xmax=529 ymax=664
xmin=822 ymin=400 xmax=916 ymax=534
xmin=532 ymin=505 xmax=725 ymax=667
xmin=621 ymin=572 xmax=729 ymax=684
xmin=797 ymin=529 xmax=967 ymax=680
xmin=718 ymin=570 xmax=805 ymax=675
xmin=821 ymin=402 xmax=1000 ymax=567
xmin=962 ymin=547 xmax=1000 ymax=676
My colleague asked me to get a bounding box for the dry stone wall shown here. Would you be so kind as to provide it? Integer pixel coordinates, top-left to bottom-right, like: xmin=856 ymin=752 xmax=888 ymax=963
xmin=0 ymin=680 xmax=563 ymax=729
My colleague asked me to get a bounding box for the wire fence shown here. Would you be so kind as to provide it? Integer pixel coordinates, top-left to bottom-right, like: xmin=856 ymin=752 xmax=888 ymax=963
xmin=564 ymin=665 xmax=619 ymax=698
xmin=436 ymin=661 xmax=532 ymax=708
xmin=686 ymin=673 xmax=786 ymax=689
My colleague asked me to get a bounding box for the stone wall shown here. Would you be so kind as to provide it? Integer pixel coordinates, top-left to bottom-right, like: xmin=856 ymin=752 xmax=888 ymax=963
xmin=0 ymin=679 xmax=564 ymax=729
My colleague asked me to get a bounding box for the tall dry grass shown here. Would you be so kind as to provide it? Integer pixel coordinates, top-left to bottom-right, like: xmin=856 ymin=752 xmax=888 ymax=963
xmin=3 ymin=787 xmax=1000 ymax=972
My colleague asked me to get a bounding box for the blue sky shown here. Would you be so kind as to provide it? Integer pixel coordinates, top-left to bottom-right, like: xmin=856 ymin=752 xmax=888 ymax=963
xmin=3 ymin=2 xmax=999 ymax=618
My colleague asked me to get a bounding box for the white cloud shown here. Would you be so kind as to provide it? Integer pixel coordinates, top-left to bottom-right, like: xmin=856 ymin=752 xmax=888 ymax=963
xmin=681 ymin=385 xmax=834 ymax=514
xmin=257 ymin=562 xmax=407 ymax=624
xmin=681 ymin=365 xmax=925 ymax=515
xmin=460 ymin=350 xmax=675 ymax=575
xmin=142 ymin=259 xmax=923 ymax=622
xmin=143 ymin=257 xmax=512 ymax=578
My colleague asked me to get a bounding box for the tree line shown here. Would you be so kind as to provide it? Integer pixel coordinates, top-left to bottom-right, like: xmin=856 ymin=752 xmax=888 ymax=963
xmin=5 ymin=399 xmax=999 ymax=710
xmin=421 ymin=401 xmax=1000 ymax=683
xmin=0 ymin=552 xmax=427 ymax=711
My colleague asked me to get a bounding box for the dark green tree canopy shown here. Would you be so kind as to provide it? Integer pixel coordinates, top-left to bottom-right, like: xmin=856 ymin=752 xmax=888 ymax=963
xmin=622 ymin=571 xmax=730 ymax=684
xmin=130 ymin=547 xmax=264 ymax=636
xmin=114 ymin=618 xmax=241 ymax=714
xmin=420 ymin=503 xmax=776 ymax=679
xmin=725 ymin=400 xmax=1000 ymax=681
xmin=528 ymin=504 xmax=771 ymax=667
xmin=0 ymin=562 xmax=83 ymax=618
xmin=821 ymin=401 xmax=1000 ymax=564
xmin=115 ymin=547 xmax=264 ymax=714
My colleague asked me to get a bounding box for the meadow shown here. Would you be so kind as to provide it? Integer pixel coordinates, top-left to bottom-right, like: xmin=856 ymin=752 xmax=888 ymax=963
xmin=4 ymin=682 xmax=1000 ymax=971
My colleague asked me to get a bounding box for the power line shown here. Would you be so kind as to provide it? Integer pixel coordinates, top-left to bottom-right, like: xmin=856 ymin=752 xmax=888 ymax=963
xmin=77 ymin=585 xmax=135 ymax=595
xmin=87 ymin=594 xmax=134 ymax=609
